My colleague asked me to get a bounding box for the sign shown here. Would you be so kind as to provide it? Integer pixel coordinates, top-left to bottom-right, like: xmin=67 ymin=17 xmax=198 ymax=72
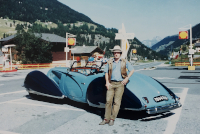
xmin=64 ymin=47 xmax=69 ymax=52
xmin=68 ymin=38 xmax=76 ymax=45
xmin=179 ymin=31 xmax=188 ymax=39
xmin=115 ymin=23 xmax=135 ymax=59
xmin=2 ymin=46 xmax=8 ymax=52
xmin=132 ymin=49 xmax=137 ymax=54
xmin=189 ymin=49 xmax=195 ymax=55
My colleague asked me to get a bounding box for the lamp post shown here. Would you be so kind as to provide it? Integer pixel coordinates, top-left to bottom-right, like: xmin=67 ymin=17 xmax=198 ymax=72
xmin=179 ymin=24 xmax=195 ymax=70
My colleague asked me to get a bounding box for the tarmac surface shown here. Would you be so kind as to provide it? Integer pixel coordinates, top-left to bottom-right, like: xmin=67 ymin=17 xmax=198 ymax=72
xmin=0 ymin=61 xmax=199 ymax=134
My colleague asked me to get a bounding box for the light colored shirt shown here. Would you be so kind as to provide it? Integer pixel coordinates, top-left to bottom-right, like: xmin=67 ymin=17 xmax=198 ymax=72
xmin=104 ymin=58 xmax=134 ymax=81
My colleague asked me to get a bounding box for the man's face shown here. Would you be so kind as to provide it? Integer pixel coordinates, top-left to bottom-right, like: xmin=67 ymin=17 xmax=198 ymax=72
xmin=113 ymin=52 xmax=121 ymax=59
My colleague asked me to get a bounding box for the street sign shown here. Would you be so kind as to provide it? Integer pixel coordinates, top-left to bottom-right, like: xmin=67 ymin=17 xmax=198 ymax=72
xmin=64 ymin=47 xmax=69 ymax=52
xmin=2 ymin=46 xmax=8 ymax=52
xmin=189 ymin=49 xmax=195 ymax=55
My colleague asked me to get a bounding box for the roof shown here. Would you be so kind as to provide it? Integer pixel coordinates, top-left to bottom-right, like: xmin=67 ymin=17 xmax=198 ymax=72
xmin=0 ymin=33 xmax=68 ymax=43
xmin=195 ymin=43 xmax=200 ymax=47
xmin=34 ymin=33 xmax=66 ymax=43
xmin=71 ymin=46 xmax=103 ymax=54
xmin=0 ymin=34 xmax=16 ymax=42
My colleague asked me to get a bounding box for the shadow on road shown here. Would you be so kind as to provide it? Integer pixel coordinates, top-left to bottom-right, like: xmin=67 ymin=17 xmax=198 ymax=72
xmin=25 ymin=94 xmax=174 ymax=122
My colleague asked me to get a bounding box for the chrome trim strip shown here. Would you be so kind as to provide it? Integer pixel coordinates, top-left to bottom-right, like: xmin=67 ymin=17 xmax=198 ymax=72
xmin=124 ymin=106 xmax=146 ymax=111
xmin=146 ymin=102 xmax=182 ymax=114
xmin=87 ymin=99 xmax=105 ymax=108
xmin=26 ymin=89 xmax=65 ymax=99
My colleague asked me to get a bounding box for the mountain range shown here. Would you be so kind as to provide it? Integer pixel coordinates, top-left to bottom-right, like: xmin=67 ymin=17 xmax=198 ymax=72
xmin=151 ymin=23 xmax=200 ymax=56
xmin=142 ymin=36 xmax=162 ymax=48
xmin=0 ymin=0 xmax=167 ymax=59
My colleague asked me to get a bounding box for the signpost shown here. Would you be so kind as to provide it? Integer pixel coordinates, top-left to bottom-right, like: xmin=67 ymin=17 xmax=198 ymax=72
xmin=65 ymin=33 xmax=76 ymax=67
xmin=3 ymin=44 xmax=16 ymax=70
xmin=179 ymin=24 xmax=194 ymax=70
xmin=115 ymin=23 xmax=135 ymax=59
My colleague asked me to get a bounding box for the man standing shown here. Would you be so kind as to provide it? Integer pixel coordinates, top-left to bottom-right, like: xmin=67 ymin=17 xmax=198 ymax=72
xmin=99 ymin=45 xmax=134 ymax=126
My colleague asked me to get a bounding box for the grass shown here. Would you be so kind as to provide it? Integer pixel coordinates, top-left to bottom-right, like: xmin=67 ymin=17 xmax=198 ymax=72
xmin=0 ymin=18 xmax=99 ymax=39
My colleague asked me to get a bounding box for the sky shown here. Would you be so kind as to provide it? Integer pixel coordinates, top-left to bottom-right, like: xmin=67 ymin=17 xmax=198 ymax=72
xmin=58 ymin=0 xmax=200 ymax=41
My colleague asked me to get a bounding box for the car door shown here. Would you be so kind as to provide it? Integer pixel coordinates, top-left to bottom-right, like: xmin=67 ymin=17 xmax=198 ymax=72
xmin=62 ymin=72 xmax=83 ymax=98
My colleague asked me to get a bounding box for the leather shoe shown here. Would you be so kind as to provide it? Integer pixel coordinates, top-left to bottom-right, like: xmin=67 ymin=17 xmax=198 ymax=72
xmin=109 ymin=119 xmax=114 ymax=126
xmin=99 ymin=119 xmax=109 ymax=125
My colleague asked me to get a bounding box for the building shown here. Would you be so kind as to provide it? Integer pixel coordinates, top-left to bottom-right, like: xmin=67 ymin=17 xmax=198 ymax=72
xmin=0 ymin=33 xmax=75 ymax=61
xmin=194 ymin=38 xmax=200 ymax=52
xmin=71 ymin=45 xmax=104 ymax=61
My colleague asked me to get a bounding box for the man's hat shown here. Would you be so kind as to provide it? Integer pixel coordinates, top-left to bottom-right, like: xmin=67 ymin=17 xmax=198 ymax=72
xmin=110 ymin=45 xmax=122 ymax=53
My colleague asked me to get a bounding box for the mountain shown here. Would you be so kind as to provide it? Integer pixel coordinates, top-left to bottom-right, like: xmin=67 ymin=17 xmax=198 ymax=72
xmin=0 ymin=0 xmax=97 ymax=25
xmin=142 ymin=36 xmax=162 ymax=48
xmin=151 ymin=35 xmax=178 ymax=52
xmin=154 ymin=23 xmax=200 ymax=56
xmin=0 ymin=0 xmax=166 ymax=60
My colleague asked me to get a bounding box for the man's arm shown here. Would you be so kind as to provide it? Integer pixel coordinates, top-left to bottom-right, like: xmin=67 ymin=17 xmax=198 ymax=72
xmin=121 ymin=61 xmax=134 ymax=85
xmin=121 ymin=69 xmax=134 ymax=85
xmin=105 ymin=73 xmax=112 ymax=90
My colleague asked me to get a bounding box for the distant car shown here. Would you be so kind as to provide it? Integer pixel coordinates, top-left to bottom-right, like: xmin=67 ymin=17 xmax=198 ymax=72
xmin=23 ymin=61 xmax=181 ymax=114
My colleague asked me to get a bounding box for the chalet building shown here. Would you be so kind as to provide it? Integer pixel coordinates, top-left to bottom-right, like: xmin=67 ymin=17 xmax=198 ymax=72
xmin=0 ymin=33 xmax=75 ymax=61
xmin=195 ymin=41 xmax=200 ymax=52
xmin=71 ymin=45 xmax=104 ymax=61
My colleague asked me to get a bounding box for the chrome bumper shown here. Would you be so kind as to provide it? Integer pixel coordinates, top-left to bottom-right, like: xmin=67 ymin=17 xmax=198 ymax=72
xmin=146 ymin=102 xmax=182 ymax=114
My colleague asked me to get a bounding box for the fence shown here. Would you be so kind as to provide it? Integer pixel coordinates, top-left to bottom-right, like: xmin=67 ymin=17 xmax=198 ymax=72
xmin=175 ymin=62 xmax=200 ymax=66
xmin=0 ymin=63 xmax=66 ymax=70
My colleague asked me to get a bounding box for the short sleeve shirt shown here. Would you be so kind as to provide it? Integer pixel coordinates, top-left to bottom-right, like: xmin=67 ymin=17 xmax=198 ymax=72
xmin=104 ymin=58 xmax=134 ymax=81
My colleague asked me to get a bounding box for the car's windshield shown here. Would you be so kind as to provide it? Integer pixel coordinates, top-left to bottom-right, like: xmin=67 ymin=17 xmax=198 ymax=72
xmin=71 ymin=60 xmax=102 ymax=68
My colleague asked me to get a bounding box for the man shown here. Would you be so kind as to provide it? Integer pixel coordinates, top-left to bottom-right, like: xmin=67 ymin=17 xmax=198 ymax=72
xmin=99 ymin=45 xmax=134 ymax=126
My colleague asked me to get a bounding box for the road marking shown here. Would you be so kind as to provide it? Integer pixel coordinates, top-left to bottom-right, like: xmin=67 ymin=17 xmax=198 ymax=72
xmin=8 ymin=101 xmax=85 ymax=112
xmin=0 ymin=98 xmax=26 ymax=105
xmin=163 ymin=87 xmax=189 ymax=134
xmin=0 ymin=90 xmax=26 ymax=96
xmin=153 ymin=77 xmax=175 ymax=80
xmin=0 ymin=130 xmax=20 ymax=134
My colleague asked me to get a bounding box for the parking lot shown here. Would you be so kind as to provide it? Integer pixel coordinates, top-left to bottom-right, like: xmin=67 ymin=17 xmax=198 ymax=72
xmin=0 ymin=63 xmax=199 ymax=134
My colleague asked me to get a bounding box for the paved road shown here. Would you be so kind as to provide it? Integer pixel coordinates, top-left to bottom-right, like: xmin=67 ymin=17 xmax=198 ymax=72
xmin=0 ymin=62 xmax=199 ymax=134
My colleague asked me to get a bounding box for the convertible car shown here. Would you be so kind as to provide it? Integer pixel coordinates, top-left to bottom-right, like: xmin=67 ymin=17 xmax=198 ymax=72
xmin=23 ymin=60 xmax=181 ymax=114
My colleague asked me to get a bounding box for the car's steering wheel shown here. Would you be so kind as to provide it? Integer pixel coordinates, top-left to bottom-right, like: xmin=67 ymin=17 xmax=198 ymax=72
xmin=90 ymin=64 xmax=99 ymax=74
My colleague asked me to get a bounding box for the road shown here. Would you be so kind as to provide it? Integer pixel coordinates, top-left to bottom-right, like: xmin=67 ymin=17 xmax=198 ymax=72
xmin=0 ymin=61 xmax=199 ymax=134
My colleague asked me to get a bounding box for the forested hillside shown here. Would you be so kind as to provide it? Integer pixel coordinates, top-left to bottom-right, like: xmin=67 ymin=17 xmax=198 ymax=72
xmin=0 ymin=0 xmax=96 ymax=24
xmin=152 ymin=23 xmax=200 ymax=56
xmin=0 ymin=0 xmax=166 ymax=59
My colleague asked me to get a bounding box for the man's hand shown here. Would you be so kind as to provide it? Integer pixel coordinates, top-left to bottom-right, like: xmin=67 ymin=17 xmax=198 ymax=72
xmin=105 ymin=82 xmax=112 ymax=90
xmin=121 ymin=77 xmax=129 ymax=85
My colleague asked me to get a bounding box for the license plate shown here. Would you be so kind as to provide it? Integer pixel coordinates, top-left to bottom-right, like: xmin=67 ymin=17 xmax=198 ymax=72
xmin=154 ymin=95 xmax=168 ymax=102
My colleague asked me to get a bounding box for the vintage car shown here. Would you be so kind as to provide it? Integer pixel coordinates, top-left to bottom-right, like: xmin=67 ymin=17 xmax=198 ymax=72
xmin=23 ymin=60 xmax=181 ymax=114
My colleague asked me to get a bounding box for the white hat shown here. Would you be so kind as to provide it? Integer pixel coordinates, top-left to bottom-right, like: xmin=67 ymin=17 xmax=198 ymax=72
xmin=110 ymin=45 xmax=122 ymax=53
